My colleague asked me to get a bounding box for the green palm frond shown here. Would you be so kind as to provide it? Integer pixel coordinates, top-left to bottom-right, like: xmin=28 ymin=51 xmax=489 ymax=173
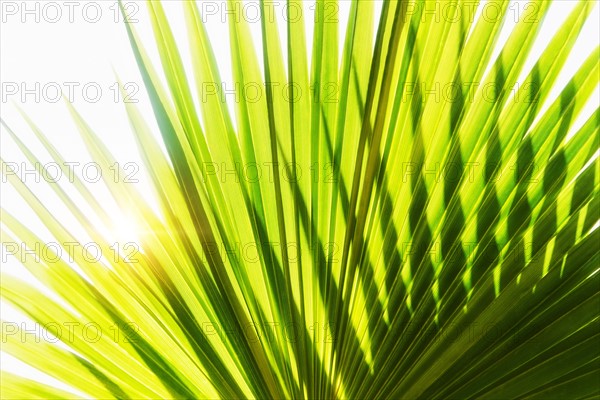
xmin=1 ymin=0 xmax=599 ymax=398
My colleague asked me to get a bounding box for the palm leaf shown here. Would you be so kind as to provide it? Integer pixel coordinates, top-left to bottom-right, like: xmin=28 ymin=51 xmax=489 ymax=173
xmin=1 ymin=0 xmax=598 ymax=398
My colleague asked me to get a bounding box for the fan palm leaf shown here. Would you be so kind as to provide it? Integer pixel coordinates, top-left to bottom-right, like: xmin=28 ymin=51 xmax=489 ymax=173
xmin=1 ymin=0 xmax=599 ymax=398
